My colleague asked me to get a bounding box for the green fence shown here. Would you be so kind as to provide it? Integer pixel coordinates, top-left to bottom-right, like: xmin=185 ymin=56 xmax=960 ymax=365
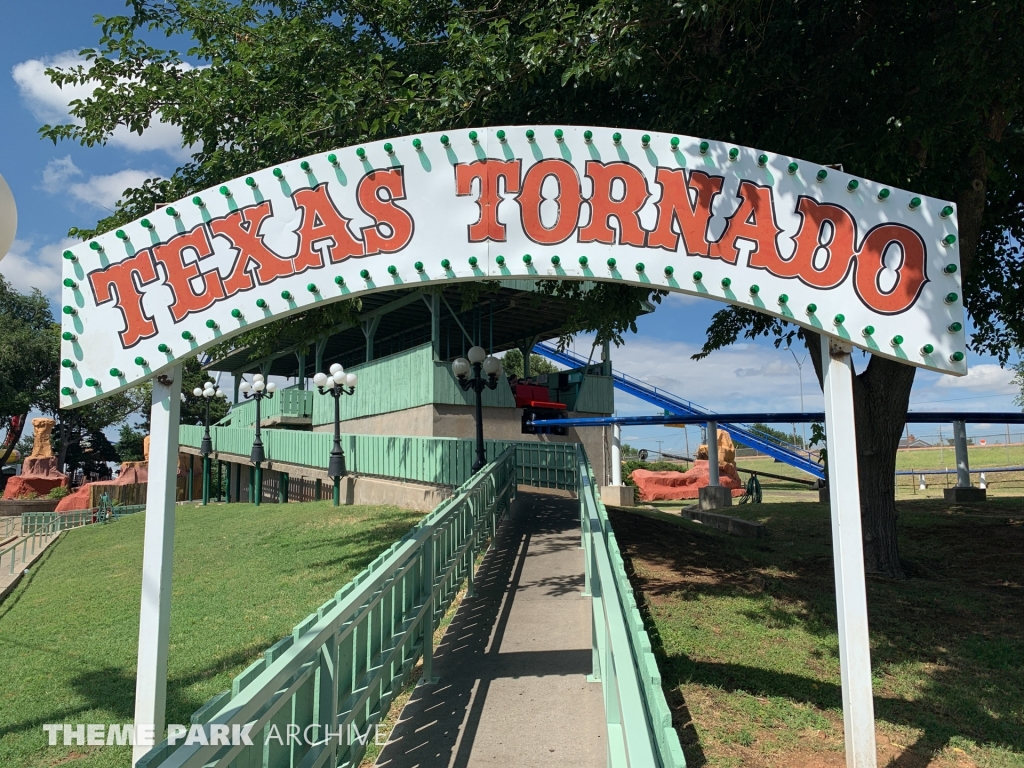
xmin=180 ymin=425 xmax=578 ymax=491
xmin=138 ymin=446 xmax=518 ymax=768
xmin=20 ymin=505 xmax=146 ymax=535
xmin=577 ymin=445 xmax=687 ymax=767
xmin=225 ymin=386 xmax=315 ymax=428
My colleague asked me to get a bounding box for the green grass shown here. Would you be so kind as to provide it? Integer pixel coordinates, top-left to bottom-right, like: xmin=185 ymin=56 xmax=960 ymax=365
xmin=610 ymin=497 xmax=1024 ymax=768
xmin=0 ymin=501 xmax=424 ymax=768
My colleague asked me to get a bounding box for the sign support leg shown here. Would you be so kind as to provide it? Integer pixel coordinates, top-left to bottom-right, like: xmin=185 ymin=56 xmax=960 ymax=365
xmin=821 ymin=337 xmax=877 ymax=768
xmin=132 ymin=366 xmax=181 ymax=766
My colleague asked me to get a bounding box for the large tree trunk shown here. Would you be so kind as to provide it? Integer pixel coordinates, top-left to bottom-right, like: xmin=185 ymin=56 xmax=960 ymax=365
xmin=808 ymin=334 xmax=915 ymax=579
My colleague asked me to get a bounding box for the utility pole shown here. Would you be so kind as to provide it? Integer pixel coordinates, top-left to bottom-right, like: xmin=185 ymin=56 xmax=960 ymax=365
xmin=788 ymin=348 xmax=807 ymax=446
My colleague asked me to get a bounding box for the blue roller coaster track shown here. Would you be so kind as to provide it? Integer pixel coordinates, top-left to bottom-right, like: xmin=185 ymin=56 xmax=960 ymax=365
xmin=534 ymin=342 xmax=826 ymax=479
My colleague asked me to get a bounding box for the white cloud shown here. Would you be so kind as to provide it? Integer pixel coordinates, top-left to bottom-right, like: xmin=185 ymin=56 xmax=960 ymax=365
xmin=933 ymin=363 xmax=1016 ymax=394
xmin=12 ymin=52 xmax=192 ymax=159
xmin=41 ymin=156 xmax=158 ymax=212
xmin=0 ymin=238 xmax=69 ymax=301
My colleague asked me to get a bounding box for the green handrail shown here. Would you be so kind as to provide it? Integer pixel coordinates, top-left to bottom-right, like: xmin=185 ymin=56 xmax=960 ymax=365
xmin=138 ymin=447 xmax=518 ymax=768
xmin=577 ymin=445 xmax=687 ymax=767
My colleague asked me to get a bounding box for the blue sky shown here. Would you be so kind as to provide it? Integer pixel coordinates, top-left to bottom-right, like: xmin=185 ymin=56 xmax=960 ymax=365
xmin=1 ymin=1 xmax=1020 ymax=454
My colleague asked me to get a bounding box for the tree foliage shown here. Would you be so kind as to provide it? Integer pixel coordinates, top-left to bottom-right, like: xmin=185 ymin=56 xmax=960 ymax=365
xmin=500 ymin=349 xmax=559 ymax=379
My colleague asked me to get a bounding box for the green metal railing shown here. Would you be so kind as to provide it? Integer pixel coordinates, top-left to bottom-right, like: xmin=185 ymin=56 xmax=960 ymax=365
xmin=0 ymin=520 xmax=58 ymax=576
xmin=577 ymin=445 xmax=687 ymax=767
xmin=1 ymin=516 xmax=16 ymax=539
xmin=138 ymin=446 xmax=518 ymax=768
xmin=179 ymin=425 xmax=578 ymax=491
xmin=20 ymin=505 xmax=145 ymax=535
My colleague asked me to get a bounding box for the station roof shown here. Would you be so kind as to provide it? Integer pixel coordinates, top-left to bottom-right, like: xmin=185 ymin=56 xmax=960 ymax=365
xmin=205 ymin=280 xmax=634 ymax=379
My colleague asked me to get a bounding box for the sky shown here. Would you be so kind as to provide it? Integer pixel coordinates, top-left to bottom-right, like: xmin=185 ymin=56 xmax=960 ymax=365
xmin=0 ymin=1 xmax=1020 ymax=455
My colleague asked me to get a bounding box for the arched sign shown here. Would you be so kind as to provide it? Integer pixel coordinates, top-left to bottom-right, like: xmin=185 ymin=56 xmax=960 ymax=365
xmin=59 ymin=126 xmax=965 ymax=407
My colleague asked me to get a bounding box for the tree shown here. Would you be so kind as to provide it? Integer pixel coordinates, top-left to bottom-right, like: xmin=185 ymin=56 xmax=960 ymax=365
xmin=178 ymin=357 xmax=232 ymax=427
xmin=745 ymin=423 xmax=804 ymax=450
xmin=500 ymin=349 xmax=560 ymax=379
xmin=115 ymin=424 xmax=147 ymax=463
xmin=0 ymin=276 xmax=60 ymax=467
xmin=43 ymin=2 xmax=1024 ymax=577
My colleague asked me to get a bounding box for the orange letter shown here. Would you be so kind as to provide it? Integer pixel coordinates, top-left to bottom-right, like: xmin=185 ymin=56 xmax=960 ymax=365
xmin=358 ymin=168 xmax=414 ymax=255
xmin=708 ymin=181 xmax=783 ymax=265
xmin=750 ymin=197 xmax=857 ymax=288
xmin=87 ymin=251 xmax=160 ymax=348
xmin=854 ymin=224 xmax=928 ymax=314
xmin=517 ymin=159 xmax=582 ymax=245
xmin=455 ymin=159 xmax=521 ymax=242
xmin=648 ymin=169 xmax=723 ymax=256
xmin=292 ymin=184 xmax=364 ymax=269
xmin=151 ymin=224 xmax=225 ymax=322
xmin=579 ymin=161 xmax=649 ymax=246
xmin=210 ymin=201 xmax=294 ymax=296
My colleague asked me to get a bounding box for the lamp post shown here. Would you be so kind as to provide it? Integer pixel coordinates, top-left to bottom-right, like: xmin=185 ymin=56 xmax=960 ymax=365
xmin=453 ymin=345 xmax=502 ymax=473
xmin=313 ymin=364 xmax=358 ymax=506
xmin=239 ymin=373 xmax=276 ymax=506
xmin=192 ymin=379 xmax=227 ymax=506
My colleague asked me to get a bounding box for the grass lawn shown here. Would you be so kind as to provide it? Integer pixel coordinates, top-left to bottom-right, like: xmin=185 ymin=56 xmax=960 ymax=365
xmin=609 ymin=497 xmax=1024 ymax=768
xmin=0 ymin=501 xmax=424 ymax=768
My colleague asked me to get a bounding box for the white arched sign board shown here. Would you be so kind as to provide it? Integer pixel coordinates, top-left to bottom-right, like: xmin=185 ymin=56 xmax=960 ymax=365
xmin=60 ymin=126 xmax=964 ymax=408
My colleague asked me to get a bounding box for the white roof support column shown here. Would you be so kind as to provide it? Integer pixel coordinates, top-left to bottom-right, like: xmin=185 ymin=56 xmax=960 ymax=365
xmin=132 ymin=365 xmax=182 ymax=766
xmin=821 ymin=336 xmax=878 ymax=768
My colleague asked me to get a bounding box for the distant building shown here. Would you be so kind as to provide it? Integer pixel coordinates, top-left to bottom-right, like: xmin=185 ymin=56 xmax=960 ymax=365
xmin=899 ymin=433 xmax=932 ymax=449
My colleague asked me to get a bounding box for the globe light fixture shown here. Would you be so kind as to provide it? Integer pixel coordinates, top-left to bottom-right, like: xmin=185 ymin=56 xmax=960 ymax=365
xmin=453 ymin=346 xmax=502 ymax=472
xmin=314 ymin=363 xmax=358 ymax=505
xmin=240 ymin=372 xmax=275 ymax=506
xmin=192 ymin=378 xmax=228 ymax=505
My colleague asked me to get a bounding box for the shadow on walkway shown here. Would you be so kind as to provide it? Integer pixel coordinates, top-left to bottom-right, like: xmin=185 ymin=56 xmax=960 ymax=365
xmin=374 ymin=489 xmax=605 ymax=768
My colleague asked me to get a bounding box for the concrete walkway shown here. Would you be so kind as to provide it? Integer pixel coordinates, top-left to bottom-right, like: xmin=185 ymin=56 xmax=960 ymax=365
xmin=375 ymin=488 xmax=605 ymax=768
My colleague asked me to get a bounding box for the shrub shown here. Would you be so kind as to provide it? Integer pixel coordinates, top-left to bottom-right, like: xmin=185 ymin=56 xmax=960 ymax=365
xmin=47 ymin=486 xmax=70 ymax=500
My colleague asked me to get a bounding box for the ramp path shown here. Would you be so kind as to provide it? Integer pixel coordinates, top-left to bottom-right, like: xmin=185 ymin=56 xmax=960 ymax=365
xmin=375 ymin=488 xmax=605 ymax=768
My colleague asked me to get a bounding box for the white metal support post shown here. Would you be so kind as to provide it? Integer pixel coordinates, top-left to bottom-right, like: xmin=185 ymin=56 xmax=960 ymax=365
xmin=821 ymin=337 xmax=877 ymax=768
xmin=707 ymin=420 xmax=720 ymax=486
xmin=133 ymin=366 xmax=182 ymax=766
xmin=611 ymin=424 xmax=623 ymax=486
xmin=952 ymin=420 xmax=971 ymax=487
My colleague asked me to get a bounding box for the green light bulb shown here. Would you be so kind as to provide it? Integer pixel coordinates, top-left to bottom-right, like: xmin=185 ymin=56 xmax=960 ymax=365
xmin=778 ymin=294 xmax=789 ymax=305
xmin=384 ymin=142 xmax=394 ymax=154
xmin=356 ymin=148 xmax=366 ymax=159
xmin=877 ymin=188 xmax=890 ymax=200
xmin=523 ymin=254 xmax=533 ymax=264
xmin=307 ymin=283 xmax=319 ymax=293
xmin=940 ymin=205 xmax=954 ymax=218
xmin=806 ymin=303 xmax=817 ymax=314
xmin=670 ymin=137 xmax=680 ymax=149
xmin=246 ymin=177 xmax=258 ymax=187
xmin=495 ymin=255 xmax=505 ymax=266
xmin=890 ymin=335 xmax=904 ymax=347
xmin=230 ymin=309 xmax=242 ymax=319
xmin=579 ymin=255 xmax=588 ymax=267
xmin=635 ymin=262 xmax=645 ymax=273
xmin=158 ymin=343 xmax=171 ymax=353
xmin=728 ymin=148 xmax=739 ymax=160
xmin=551 ymin=255 xmax=560 ymax=266
xmin=699 ymin=141 xmax=709 ymax=154
xmin=950 ymin=351 xmax=965 ymax=362
xmin=496 ymin=130 xmax=506 ymax=142
xmin=787 ymin=162 xmax=798 ymax=174
xmin=110 ymin=368 xmax=124 ymax=377
xmin=944 ymin=292 xmax=958 ymax=304
xmin=182 ymin=331 xmax=195 ymax=341
xmin=62 ymin=305 xmax=77 ymax=315
xmin=327 ymin=154 xmax=338 ymax=166
xmin=63 ymin=250 xmax=77 ymax=261
xmin=833 ymin=313 xmax=845 ymax=325
xmin=749 ymin=284 xmax=759 ymax=295
xmin=442 ymin=259 xmax=451 ymax=269
xmin=816 ymin=170 xmax=827 ymax=182
xmin=612 ymin=132 xmax=622 ymax=144
xmin=116 ymin=229 xmax=129 ymax=240
xmin=641 ymin=134 xmax=651 ymax=147
xmin=205 ymin=319 xmax=218 ymax=329
xmin=85 ymin=378 xmax=98 ymax=387
xmin=525 ymin=130 xmax=534 ymax=142
xmin=554 ymin=129 xmax=564 ymax=141
xmin=166 ymin=207 xmax=178 ymax=218
xmin=61 ymin=358 xmax=75 ymax=368
xmin=721 ymin=277 xmax=732 ymax=288
xmin=300 ymin=161 xmax=311 ymax=172
xmin=411 ymin=139 xmax=422 ymax=150
xmin=256 ymin=298 xmax=268 ymax=308
xmin=135 ymin=356 xmax=148 ymax=366
xmin=62 ymin=331 xmax=77 ymax=341
xmin=908 ymin=197 xmax=921 ymax=210
xmin=141 ymin=218 xmax=153 ymax=229
xmin=920 ymin=344 xmax=934 ymax=354
xmin=943 ymin=234 xmax=957 ymax=246
xmin=847 ymin=180 xmax=859 ymax=191
xmin=359 ymin=270 xmax=370 ymax=280
xmin=757 ymin=154 xmax=768 ymax=167
xmin=693 ymin=271 xmax=703 ymax=282
xmin=61 ymin=387 xmax=75 ymax=396
xmin=862 ymin=325 xmax=874 ymax=337
xmin=607 ymin=257 xmax=616 ymax=268
xmin=89 ymin=241 xmax=103 ymax=252
xmin=664 ymin=265 xmax=674 ymax=276
xmin=468 ymin=132 xmax=478 ymax=144
xmin=281 ymin=290 xmax=293 ymax=300
xmin=415 ymin=261 xmax=424 ymax=271
xmin=63 ymin=278 xmax=78 ymax=289
xmin=943 ymin=263 xmax=958 ymax=274
xmin=468 ymin=257 xmax=478 ymax=267
xmin=193 ymin=196 xmax=205 ymax=207
xmin=334 ymin=276 xmax=345 ymax=286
